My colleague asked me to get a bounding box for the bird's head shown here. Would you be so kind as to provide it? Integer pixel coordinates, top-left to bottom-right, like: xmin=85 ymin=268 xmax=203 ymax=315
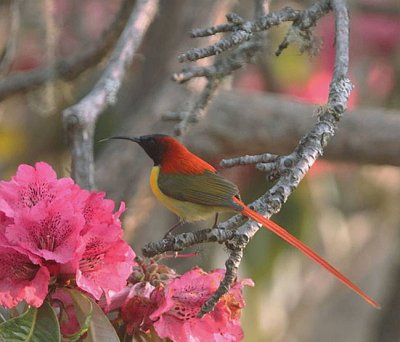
xmin=102 ymin=133 xmax=216 ymax=174
xmin=102 ymin=134 xmax=183 ymax=166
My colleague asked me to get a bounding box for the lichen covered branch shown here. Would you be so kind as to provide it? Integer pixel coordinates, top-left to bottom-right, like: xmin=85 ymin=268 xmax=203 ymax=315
xmin=168 ymin=0 xmax=334 ymax=136
xmin=167 ymin=2 xmax=271 ymax=135
xmin=177 ymin=9 xmax=299 ymax=63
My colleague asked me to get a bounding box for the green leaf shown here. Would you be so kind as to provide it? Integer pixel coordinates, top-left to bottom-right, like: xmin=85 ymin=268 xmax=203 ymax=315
xmin=68 ymin=289 xmax=119 ymax=342
xmin=0 ymin=307 xmax=9 ymax=323
xmin=0 ymin=301 xmax=60 ymax=342
xmin=63 ymin=289 xmax=92 ymax=341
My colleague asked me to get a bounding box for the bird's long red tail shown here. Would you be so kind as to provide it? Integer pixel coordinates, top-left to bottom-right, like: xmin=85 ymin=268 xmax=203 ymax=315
xmin=234 ymin=198 xmax=380 ymax=308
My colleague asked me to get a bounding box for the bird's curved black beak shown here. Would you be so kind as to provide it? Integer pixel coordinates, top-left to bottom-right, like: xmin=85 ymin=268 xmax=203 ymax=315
xmin=100 ymin=134 xmax=164 ymax=166
xmin=98 ymin=136 xmax=141 ymax=143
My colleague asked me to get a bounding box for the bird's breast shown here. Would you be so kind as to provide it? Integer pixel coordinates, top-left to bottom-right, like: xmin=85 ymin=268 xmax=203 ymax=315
xmin=149 ymin=166 xmax=223 ymax=222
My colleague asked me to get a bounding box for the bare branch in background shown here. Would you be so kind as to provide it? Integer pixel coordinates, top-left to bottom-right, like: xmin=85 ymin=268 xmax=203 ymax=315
xmin=373 ymin=258 xmax=400 ymax=341
xmin=42 ymin=0 xmax=57 ymax=114
xmin=165 ymin=78 xmax=221 ymax=136
xmin=0 ymin=0 xmax=21 ymax=74
xmin=191 ymin=90 xmax=400 ymax=167
xmin=0 ymin=0 xmax=136 ymax=101
xmin=62 ymin=0 xmax=159 ymax=190
xmin=143 ymin=0 xmax=354 ymax=317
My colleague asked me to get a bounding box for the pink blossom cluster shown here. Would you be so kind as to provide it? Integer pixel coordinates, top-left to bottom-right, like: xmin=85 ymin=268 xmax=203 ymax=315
xmin=0 ymin=162 xmax=135 ymax=308
xmin=0 ymin=162 xmax=253 ymax=341
xmin=106 ymin=265 xmax=254 ymax=341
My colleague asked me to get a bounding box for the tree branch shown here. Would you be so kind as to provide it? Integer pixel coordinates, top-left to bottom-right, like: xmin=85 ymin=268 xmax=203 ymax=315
xmin=167 ymin=0 xmax=332 ymax=135
xmin=164 ymin=78 xmax=221 ymax=135
xmin=0 ymin=0 xmax=136 ymax=101
xmin=143 ymin=0 xmax=355 ymax=317
xmin=189 ymin=90 xmax=400 ymax=167
xmin=166 ymin=1 xmax=270 ymax=135
xmin=178 ymin=0 xmax=331 ymax=63
xmin=62 ymin=0 xmax=159 ymax=190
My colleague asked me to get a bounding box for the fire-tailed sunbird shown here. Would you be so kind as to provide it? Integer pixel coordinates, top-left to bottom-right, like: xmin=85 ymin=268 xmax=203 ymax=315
xmin=105 ymin=134 xmax=380 ymax=309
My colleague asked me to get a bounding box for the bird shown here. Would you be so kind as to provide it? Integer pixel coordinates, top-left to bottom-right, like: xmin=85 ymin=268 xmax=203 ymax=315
xmin=104 ymin=133 xmax=380 ymax=309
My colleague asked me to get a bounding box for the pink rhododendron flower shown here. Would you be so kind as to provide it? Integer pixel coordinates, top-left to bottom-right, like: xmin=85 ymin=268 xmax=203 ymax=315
xmin=0 ymin=162 xmax=75 ymax=214
xmin=80 ymin=192 xmax=121 ymax=234
xmin=0 ymin=245 xmax=50 ymax=308
xmin=0 ymin=203 xmax=13 ymax=234
xmin=6 ymin=200 xmax=85 ymax=264
xmin=75 ymin=220 xmax=135 ymax=300
xmin=150 ymin=267 xmax=254 ymax=342
xmin=102 ymin=258 xmax=178 ymax=335
xmin=0 ymin=162 xmax=135 ymax=308
xmin=112 ymin=282 xmax=159 ymax=335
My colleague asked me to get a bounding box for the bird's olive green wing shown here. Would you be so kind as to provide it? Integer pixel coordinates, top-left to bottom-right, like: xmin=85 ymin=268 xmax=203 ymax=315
xmin=158 ymin=170 xmax=243 ymax=210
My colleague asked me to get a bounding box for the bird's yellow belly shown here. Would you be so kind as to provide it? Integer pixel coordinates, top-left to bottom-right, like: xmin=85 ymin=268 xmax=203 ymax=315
xmin=150 ymin=166 xmax=226 ymax=222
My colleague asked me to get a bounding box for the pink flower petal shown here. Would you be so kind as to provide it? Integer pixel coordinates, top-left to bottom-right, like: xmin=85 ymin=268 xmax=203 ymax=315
xmin=80 ymin=192 xmax=124 ymax=233
xmin=0 ymin=245 xmax=50 ymax=308
xmin=76 ymin=223 xmax=135 ymax=300
xmin=114 ymin=201 xmax=126 ymax=221
xmin=0 ymin=198 xmax=14 ymax=221
xmin=6 ymin=200 xmax=85 ymax=264
xmin=102 ymin=287 xmax=132 ymax=313
xmin=0 ymin=205 xmax=13 ymax=235
xmin=151 ymin=267 xmax=253 ymax=342
xmin=0 ymin=162 xmax=75 ymax=213
xmin=154 ymin=310 xmax=243 ymax=342
xmin=118 ymin=282 xmax=158 ymax=334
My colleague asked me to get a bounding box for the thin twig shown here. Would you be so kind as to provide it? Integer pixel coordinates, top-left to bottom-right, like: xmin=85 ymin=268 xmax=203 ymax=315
xmin=221 ymin=152 xmax=289 ymax=182
xmin=168 ymin=0 xmax=331 ymax=136
xmin=168 ymin=0 xmax=270 ymax=136
xmin=177 ymin=8 xmax=299 ymax=63
xmin=142 ymin=228 xmax=237 ymax=257
xmin=177 ymin=0 xmax=331 ymax=63
xmin=200 ymin=248 xmax=244 ymax=315
xmin=190 ymin=23 xmax=236 ymax=38
xmin=220 ymin=153 xmax=279 ymax=168
xmin=172 ymin=38 xmax=263 ymax=84
xmin=167 ymin=37 xmax=263 ymax=135
xmin=43 ymin=0 xmax=57 ymax=114
xmin=174 ymin=78 xmax=220 ymax=136
xmin=275 ymin=0 xmax=330 ymax=56
xmin=62 ymin=0 xmax=159 ymax=190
